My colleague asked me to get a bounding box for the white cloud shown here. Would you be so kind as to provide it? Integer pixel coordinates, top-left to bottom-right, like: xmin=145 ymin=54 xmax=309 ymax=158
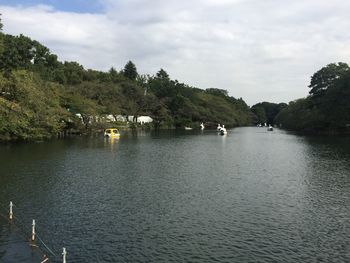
xmin=1 ymin=0 xmax=350 ymax=105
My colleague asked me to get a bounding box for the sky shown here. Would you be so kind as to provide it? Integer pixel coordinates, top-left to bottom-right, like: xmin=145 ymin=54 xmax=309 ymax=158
xmin=1 ymin=0 xmax=350 ymax=105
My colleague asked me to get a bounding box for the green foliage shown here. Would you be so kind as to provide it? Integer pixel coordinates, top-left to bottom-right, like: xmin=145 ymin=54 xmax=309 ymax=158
xmin=206 ymin=88 xmax=229 ymax=97
xmin=0 ymin=70 xmax=68 ymax=140
xmin=156 ymin=68 xmax=169 ymax=80
xmin=309 ymin=62 xmax=350 ymax=96
xmin=275 ymin=98 xmax=326 ymax=131
xmin=0 ymin=34 xmax=34 ymax=71
xmin=108 ymin=67 xmax=120 ymax=83
xmin=146 ymin=69 xmax=252 ymax=128
xmin=0 ymin=30 xmax=253 ymax=141
xmin=276 ymin=62 xmax=350 ymax=133
xmin=251 ymin=102 xmax=287 ymax=125
xmin=123 ymin=61 xmax=138 ymax=81
xmin=252 ymin=106 xmax=267 ymax=124
xmin=63 ymin=61 xmax=85 ymax=85
xmin=0 ymin=33 xmax=3 ymax=58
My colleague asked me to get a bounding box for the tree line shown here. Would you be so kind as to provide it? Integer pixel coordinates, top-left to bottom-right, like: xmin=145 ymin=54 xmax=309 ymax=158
xmin=3 ymin=15 xmax=346 ymax=141
xmin=274 ymin=62 xmax=350 ymax=133
xmin=0 ymin=18 xmax=253 ymax=141
xmin=251 ymin=62 xmax=350 ymax=134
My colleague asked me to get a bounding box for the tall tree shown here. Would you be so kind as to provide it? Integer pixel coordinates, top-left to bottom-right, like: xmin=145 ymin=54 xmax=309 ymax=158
xmin=123 ymin=61 xmax=138 ymax=80
xmin=148 ymin=69 xmax=173 ymax=98
xmin=309 ymin=62 xmax=350 ymax=96
xmin=156 ymin=68 xmax=169 ymax=80
xmin=63 ymin=61 xmax=85 ymax=85
xmin=109 ymin=67 xmax=118 ymax=82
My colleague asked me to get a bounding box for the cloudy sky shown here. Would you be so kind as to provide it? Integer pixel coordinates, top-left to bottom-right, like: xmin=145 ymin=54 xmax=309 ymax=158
xmin=1 ymin=0 xmax=350 ymax=105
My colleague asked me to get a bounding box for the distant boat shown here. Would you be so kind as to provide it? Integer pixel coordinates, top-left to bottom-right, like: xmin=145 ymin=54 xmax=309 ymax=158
xmin=104 ymin=128 xmax=121 ymax=138
xmin=220 ymin=125 xmax=227 ymax=135
xmin=200 ymin=123 xmax=205 ymax=130
xmin=184 ymin=126 xmax=193 ymax=130
xmin=267 ymin=125 xmax=273 ymax=131
xmin=217 ymin=124 xmax=222 ymax=131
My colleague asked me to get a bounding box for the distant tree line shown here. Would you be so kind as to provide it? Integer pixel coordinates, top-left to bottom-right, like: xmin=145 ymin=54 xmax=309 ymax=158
xmin=0 ymin=17 xmax=253 ymax=141
xmin=275 ymin=62 xmax=350 ymax=133
xmin=251 ymin=102 xmax=287 ymax=125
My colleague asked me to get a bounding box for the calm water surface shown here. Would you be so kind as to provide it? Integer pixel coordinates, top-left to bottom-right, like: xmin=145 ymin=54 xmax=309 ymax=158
xmin=0 ymin=127 xmax=349 ymax=262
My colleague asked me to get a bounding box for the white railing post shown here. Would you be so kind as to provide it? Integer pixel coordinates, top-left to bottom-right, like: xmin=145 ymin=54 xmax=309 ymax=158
xmin=62 ymin=247 xmax=67 ymax=263
xmin=31 ymin=219 xmax=36 ymax=242
xmin=9 ymin=201 xmax=13 ymax=220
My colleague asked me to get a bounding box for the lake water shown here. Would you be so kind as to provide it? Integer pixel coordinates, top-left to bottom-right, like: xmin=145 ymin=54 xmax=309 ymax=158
xmin=0 ymin=127 xmax=349 ymax=262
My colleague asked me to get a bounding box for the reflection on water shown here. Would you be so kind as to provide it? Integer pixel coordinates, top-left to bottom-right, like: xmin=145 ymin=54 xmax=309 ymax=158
xmin=0 ymin=128 xmax=349 ymax=262
xmin=104 ymin=137 xmax=120 ymax=152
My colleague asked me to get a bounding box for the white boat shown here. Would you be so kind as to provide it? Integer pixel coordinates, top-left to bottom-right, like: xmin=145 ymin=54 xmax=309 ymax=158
xmin=217 ymin=124 xmax=222 ymax=131
xmin=219 ymin=125 xmax=227 ymax=135
xmin=200 ymin=123 xmax=205 ymax=130
xmin=267 ymin=125 xmax=273 ymax=131
xmin=184 ymin=126 xmax=193 ymax=130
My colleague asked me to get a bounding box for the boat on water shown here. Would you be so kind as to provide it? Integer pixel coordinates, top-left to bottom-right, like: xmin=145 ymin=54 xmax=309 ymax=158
xmin=219 ymin=125 xmax=227 ymax=135
xmin=184 ymin=126 xmax=193 ymax=130
xmin=200 ymin=123 xmax=205 ymax=130
xmin=267 ymin=125 xmax=273 ymax=131
xmin=104 ymin=128 xmax=121 ymax=138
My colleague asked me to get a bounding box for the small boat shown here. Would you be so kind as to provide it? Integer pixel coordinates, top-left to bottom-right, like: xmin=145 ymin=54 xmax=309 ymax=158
xmin=217 ymin=124 xmax=222 ymax=131
xmin=220 ymin=125 xmax=227 ymax=135
xmin=184 ymin=126 xmax=193 ymax=130
xmin=200 ymin=123 xmax=205 ymax=130
xmin=267 ymin=125 xmax=273 ymax=131
xmin=104 ymin=128 xmax=121 ymax=138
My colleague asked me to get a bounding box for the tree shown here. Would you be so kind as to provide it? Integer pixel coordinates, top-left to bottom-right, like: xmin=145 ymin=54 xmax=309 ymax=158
xmin=252 ymin=106 xmax=267 ymax=124
xmin=251 ymin=102 xmax=287 ymax=125
xmin=136 ymin=74 xmax=150 ymax=95
xmin=123 ymin=61 xmax=138 ymax=80
xmin=109 ymin=67 xmax=118 ymax=82
xmin=309 ymin=62 xmax=350 ymax=96
xmin=0 ymin=70 xmax=68 ymax=140
xmin=147 ymin=69 xmax=172 ymax=98
xmin=120 ymin=81 xmax=145 ymax=121
xmin=0 ymin=15 xmax=3 ymax=56
xmin=0 ymin=28 xmax=255 ymax=140
xmin=62 ymin=90 xmax=102 ymax=129
xmin=0 ymin=14 xmax=3 ymax=31
xmin=206 ymin=88 xmax=228 ymax=97
xmin=156 ymin=68 xmax=169 ymax=80
xmin=63 ymin=61 xmax=85 ymax=85
xmin=0 ymin=34 xmax=34 ymax=71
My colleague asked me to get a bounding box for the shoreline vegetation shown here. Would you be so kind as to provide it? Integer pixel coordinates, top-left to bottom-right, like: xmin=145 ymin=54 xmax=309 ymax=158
xmin=0 ymin=18 xmax=253 ymax=142
xmin=0 ymin=17 xmax=349 ymax=142
xmin=274 ymin=62 xmax=350 ymax=135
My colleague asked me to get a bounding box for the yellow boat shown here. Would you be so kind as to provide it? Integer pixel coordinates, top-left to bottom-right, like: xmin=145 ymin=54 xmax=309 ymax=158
xmin=104 ymin=128 xmax=120 ymax=138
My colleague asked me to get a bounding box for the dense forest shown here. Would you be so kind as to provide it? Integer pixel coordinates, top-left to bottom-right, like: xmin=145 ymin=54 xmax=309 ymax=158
xmin=1 ymin=15 xmax=348 ymax=142
xmin=0 ymin=18 xmax=253 ymax=141
xmin=275 ymin=62 xmax=350 ymax=134
xmin=251 ymin=102 xmax=287 ymax=125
